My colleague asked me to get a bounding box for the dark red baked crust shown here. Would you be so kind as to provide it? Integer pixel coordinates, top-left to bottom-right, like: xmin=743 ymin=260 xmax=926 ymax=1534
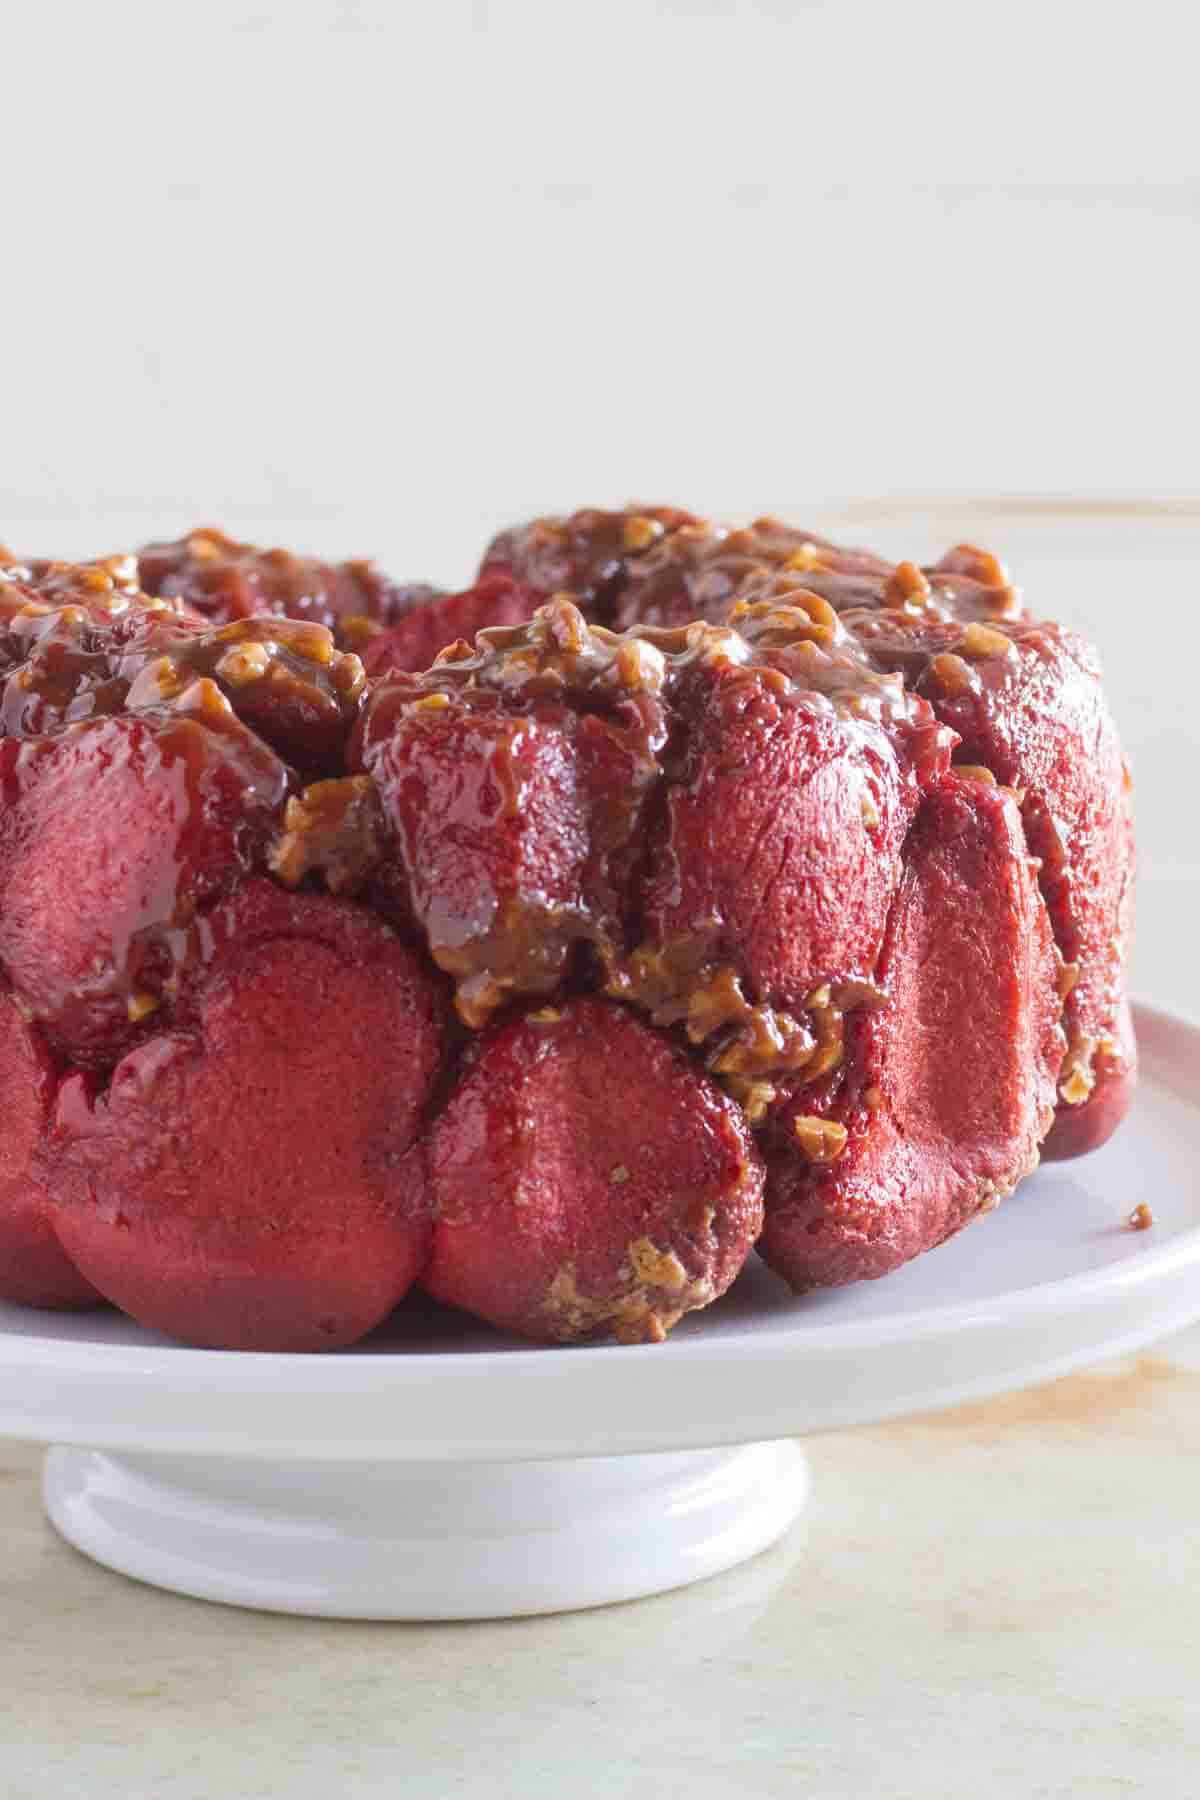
xmin=0 ymin=512 xmax=1135 ymax=1347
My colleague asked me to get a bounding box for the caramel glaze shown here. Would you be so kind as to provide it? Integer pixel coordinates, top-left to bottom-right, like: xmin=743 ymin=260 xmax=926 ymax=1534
xmin=609 ymin=519 xmax=1024 ymax=632
xmin=845 ymin=606 xmax=1133 ymax=1111
xmin=136 ymin=526 xmax=437 ymax=652
xmin=474 ymin=508 xmax=1124 ymax=1116
xmin=0 ymin=557 xmax=364 ymax=776
xmin=481 ymin=507 xmax=1022 ymax=634
xmin=0 ymin=512 xmax=1129 ymax=1143
xmin=353 ymin=591 xmax=953 ymax=1104
xmin=0 ymin=705 xmax=291 ymax=1065
xmin=0 ymin=555 xmax=367 ymax=1062
xmin=480 ymin=505 xmax=699 ymax=624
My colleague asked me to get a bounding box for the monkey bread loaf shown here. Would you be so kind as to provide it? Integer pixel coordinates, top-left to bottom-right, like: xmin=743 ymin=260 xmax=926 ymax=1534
xmin=0 ymin=509 xmax=1135 ymax=1349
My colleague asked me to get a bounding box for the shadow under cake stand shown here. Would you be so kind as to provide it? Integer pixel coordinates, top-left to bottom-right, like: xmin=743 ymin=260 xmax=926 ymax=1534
xmin=3 ymin=1003 xmax=1198 ymax=1621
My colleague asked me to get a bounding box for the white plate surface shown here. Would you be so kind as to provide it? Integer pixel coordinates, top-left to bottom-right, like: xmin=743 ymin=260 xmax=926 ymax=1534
xmin=3 ymin=1003 xmax=1198 ymax=1464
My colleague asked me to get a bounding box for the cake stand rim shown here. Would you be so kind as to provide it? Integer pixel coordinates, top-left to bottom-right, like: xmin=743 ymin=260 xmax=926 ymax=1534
xmin=0 ymin=1000 xmax=1195 ymax=1462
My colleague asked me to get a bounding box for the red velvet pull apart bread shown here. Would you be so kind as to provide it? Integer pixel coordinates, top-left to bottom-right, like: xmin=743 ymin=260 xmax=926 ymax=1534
xmin=0 ymin=511 xmax=1134 ymax=1349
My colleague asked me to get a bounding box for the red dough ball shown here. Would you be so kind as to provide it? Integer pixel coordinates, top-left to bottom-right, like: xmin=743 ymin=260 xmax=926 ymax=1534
xmin=481 ymin=506 xmax=698 ymax=622
xmin=918 ymin=621 xmax=1135 ymax=1154
xmin=0 ymin=991 xmax=97 ymax=1309
xmin=759 ymin=776 xmax=1063 ymax=1289
xmin=0 ymin=513 xmax=1138 ymax=1350
xmin=0 ymin=565 xmax=363 ymax=780
xmin=136 ymin=528 xmax=403 ymax=638
xmin=137 ymin=616 xmax=367 ymax=780
xmin=608 ymin=520 xmax=1011 ymax=634
xmin=612 ymin=519 xmax=819 ymax=631
xmin=0 ymin=710 xmax=289 ymax=1066
xmin=422 ymin=998 xmax=765 ymax=1343
xmin=358 ymin=679 xmax=666 ymax=1026
xmin=45 ymin=885 xmax=446 ymax=1351
xmin=361 ymin=576 xmax=536 ymax=677
xmin=640 ymin=664 xmax=921 ymax=1012
xmin=0 ymin=563 xmax=191 ymax=739
xmin=358 ymin=697 xmax=594 ymax=1024
xmin=854 ymin=609 xmax=1136 ymax=1157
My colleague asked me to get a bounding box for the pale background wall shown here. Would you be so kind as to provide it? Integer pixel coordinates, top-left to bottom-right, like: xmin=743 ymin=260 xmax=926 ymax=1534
xmin=2 ymin=0 xmax=1197 ymax=1002
xmin=2 ymin=0 xmax=1197 ymax=572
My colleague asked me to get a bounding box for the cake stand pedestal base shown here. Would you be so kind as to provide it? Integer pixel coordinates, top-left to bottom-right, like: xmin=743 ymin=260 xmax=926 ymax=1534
xmin=43 ymin=1439 xmax=810 ymax=1620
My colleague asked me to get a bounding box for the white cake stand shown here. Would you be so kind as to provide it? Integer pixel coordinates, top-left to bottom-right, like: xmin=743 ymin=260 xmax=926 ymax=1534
xmin=3 ymin=1002 xmax=1198 ymax=1622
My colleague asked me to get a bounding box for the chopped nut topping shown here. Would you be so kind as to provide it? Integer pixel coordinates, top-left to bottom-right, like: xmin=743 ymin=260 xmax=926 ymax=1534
xmin=338 ymin=614 xmax=382 ymax=652
xmin=215 ymin=641 xmax=272 ymax=688
xmin=804 ymin=1000 xmax=847 ymax=1082
xmin=1128 ymin=1203 xmax=1154 ymax=1232
xmin=790 ymin=590 xmax=839 ymax=631
xmin=435 ymin=639 xmax=477 ymax=664
xmin=792 ymin=1115 xmax=849 ymax=1163
xmin=621 ymin=514 xmax=664 ymax=553
xmin=541 ymin=1256 xmax=713 ymax=1344
xmin=455 ymin=970 xmax=514 ymax=1031
xmin=781 ymin=543 xmax=824 ymax=572
xmin=184 ymin=529 xmax=228 ymax=561
xmin=954 ymin=763 xmax=998 ymax=786
xmin=883 ymin=560 xmax=932 ymax=609
xmin=547 ymin=599 xmax=588 ymax=656
xmin=615 ymin=638 xmax=667 ymax=693
xmin=1056 ymin=960 xmax=1080 ymax=1001
xmin=1058 ymin=1028 xmax=1098 ymax=1105
xmin=685 ymin=968 xmax=815 ymax=1076
xmin=720 ymin=1074 xmax=777 ymax=1124
xmin=285 ymin=623 xmax=336 ymax=667
xmin=947 ymin=543 xmax=1010 ymax=590
xmin=958 ymin=621 xmax=1014 ymax=661
xmin=79 ymin=566 xmax=114 ymax=593
xmin=125 ymin=655 xmax=186 ymax=707
xmin=269 ymin=775 xmax=386 ymax=895
xmin=174 ymin=676 xmax=235 ymax=720
xmin=330 ymin=654 xmax=366 ymax=701
xmin=627 ymin=1238 xmax=688 ymax=1292
xmin=1060 ymin=1069 xmax=1092 ymax=1105
xmin=928 ymin=651 xmax=979 ymax=696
